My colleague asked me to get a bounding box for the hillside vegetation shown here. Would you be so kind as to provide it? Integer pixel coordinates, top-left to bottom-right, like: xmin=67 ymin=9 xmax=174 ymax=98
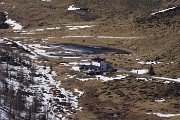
xmin=0 ymin=0 xmax=180 ymax=120
xmin=0 ymin=0 xmax=179 ymax=77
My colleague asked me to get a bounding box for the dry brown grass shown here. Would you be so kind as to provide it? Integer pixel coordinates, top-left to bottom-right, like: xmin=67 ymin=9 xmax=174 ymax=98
xmin=1 ymin=1 xmax=179 ymax=119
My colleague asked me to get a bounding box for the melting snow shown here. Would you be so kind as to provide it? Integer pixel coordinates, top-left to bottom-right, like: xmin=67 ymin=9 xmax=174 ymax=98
xmin=71 ymin=66 xmax=80 ymax=71
xmin=74 ymin=89 xmax=84 ymax=97
xmin=150 ymin=6 xmax=177 ymax=15
xmin=155 ymin=98 xmax=165 ymax=102
xmin=0 ymin=60 xmax=83 ymax=119
xmin=153 ymin=76 xmax=180 ymax=83
xmin=0 ymin=109 xmax=8 ymax=120
xmin=69 ymin=60 xmax=91 ymax=66
xmin=147 ymin=113 xmax=180 ymax=117
xmin=66 ymin=25 xmax=93 ymax=30
xmin=138 ymin=61 xmax=162 ymax=64
xmin=130 ymin=69 xmax=149 ymax=75
xmin=76 ymin=74 xmax=128 ymax=82
xmin=14 ymin=41 xmax=32 ymax=52
xmin=35 ymin=29 xmax=44 ymax=32
xmin=63 ymin=56 xmax=81 ymax=59
xmin=97 ymin=36 xmax=140 ymax=39
xmin=96 ymin=74 xmax=128 ymax=82
xmin=62 ymin=36 xmax=94 ymax=38
xmin=68 ymin=5 xmax=80 ymax=11
xmin=62 ymin=35 xmax=140 ymax=39
xmin=0 ymin=38 xmax=5 ymax=43
xmin=42 ymin=0 xmax=51 ymax=2
xmin=5 ymin=19 xmax=23 ymax=30
xmin=136 ymin=78 xmax=149 ymax=81
xmin=60 ymin=62 xmax=71 ymax=66
xmin=46 ymin=27 xmax=60 ymax=30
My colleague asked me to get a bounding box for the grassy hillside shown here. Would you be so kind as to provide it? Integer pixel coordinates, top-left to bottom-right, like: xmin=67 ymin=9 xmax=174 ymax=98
xmin=1 ymin=0 xmax=178 ymax=27
xmin=76 ymin=0 xmax=162 ymax=17
xmin=0 ymin=0 xmax=179 ymax=76
xmin=0 ymin=1 xmax=180 ymax=119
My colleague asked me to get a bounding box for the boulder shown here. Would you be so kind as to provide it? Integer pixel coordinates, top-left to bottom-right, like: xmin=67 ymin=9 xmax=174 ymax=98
xmin=0 ymin=12 xmax=9 ymax=29
xmin=0 ymin=12 xmax=6 ymax=24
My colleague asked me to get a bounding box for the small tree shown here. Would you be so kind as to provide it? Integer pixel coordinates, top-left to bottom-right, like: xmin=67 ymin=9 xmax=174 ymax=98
xmin=148 ymin=65 xmax=156 ymax=76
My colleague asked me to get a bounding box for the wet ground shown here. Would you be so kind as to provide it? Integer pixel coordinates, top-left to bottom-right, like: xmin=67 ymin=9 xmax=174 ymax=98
xmin=49 ymin=43 xmax=131 ymax=57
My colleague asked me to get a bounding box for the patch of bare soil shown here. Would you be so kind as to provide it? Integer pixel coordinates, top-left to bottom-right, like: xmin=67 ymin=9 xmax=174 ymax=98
xmin=73 ymin=77 xmax=180 ymax=120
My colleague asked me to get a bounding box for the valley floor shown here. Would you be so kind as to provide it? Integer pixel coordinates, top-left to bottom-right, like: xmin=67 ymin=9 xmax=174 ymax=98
xmin=0 ymin=20 xmax=179 ymax=120
xmin=0 ymin=1 xmax=180 ymax=119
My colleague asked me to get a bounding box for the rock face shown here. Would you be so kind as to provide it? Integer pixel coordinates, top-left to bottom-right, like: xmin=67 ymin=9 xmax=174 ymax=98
xmin=0 ymin=12 xmax=9 ymax=29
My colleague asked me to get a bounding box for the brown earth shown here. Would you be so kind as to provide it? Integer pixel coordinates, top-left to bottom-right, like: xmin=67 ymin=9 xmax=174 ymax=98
xmin=0 ymin=0 xmax=180 ymax=120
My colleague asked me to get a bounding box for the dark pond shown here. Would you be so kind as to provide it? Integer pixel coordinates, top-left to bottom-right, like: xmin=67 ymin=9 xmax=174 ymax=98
xmin=48 ymin=53 xmax=81 ymax=58
xmin=49 ymin=43 xmax=131 ymax=56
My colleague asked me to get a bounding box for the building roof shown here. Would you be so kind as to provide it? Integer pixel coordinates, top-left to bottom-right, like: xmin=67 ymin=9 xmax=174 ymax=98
xmin=85 ymin=65 xmax=99 ymax=70
xmin=91 ymin=58 xmax=105 ymax=62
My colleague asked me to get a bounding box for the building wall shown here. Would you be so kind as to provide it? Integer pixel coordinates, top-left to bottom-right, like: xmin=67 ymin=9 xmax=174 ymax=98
xmin=100 ymin=61 xmax=108 ymax=72
xmin=92 ymin=61 xmax=101 ymax=67
xmin=86 ymin=68 xmax=100 ymax=73
xmin=91 ymin=60 xmax=110 ymax=72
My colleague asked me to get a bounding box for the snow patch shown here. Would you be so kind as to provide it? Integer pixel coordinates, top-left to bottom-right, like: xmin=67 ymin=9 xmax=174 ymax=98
xmin=62 ymin=35 xmax=140 ymax=39
xmin=5 ymin=19 xmax=23 ymax=30
xmin=130 ymin=69 xmax=149 ymax=75
xmin=136 ymin=78 xmax=149 ymax=81
xmin=62 ymin=36 xmax=94 ymax=38
xmin=0 ymin=38 xmax=5 ymax=43
xmin=68 ymin=5 xmax=80 ymax=11
xmin=66 ymin=25 xmax=93 ymax=30
xmin=71 ymin=66 xmax=80 ymax=71
xmin=153 ymin=76 xmax=180 ymax=83
xmin=69 ymin=60 xmax=91 ymax=66
xmin=74 ymin=89 xmax=84 ymax=97
xmin=147 ymin=113 xmax=180 ymax=117
xmin=138 ymin=61 xmax=162 ymax=64
xmin=97 ymin=36 xmax=140 ymax=39
xmin=150 ymin=6 xmax=177 ymax=15
xmin=46 ymin=27 xmax=60 ymax=30
xmin=63 ymin=56 xmax=81 ymax=59
xmin=96 ymin=74 xmax=127 ymax=82
xmin=42 ymin=0 xmax=51 ymax=2
xmin=155 ymin=98 xmax=165 ymax=102
xmin=76 ymin=74 xmax=128 ymax=82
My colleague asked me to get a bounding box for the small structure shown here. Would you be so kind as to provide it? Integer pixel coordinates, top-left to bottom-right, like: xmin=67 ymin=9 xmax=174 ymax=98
xmin=81 ymin=58 xmax=115 ymax=75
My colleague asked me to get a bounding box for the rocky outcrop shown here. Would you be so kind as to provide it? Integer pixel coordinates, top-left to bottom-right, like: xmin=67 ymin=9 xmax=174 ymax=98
xmin=0 ymin=12 xmax=9 ymax=29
